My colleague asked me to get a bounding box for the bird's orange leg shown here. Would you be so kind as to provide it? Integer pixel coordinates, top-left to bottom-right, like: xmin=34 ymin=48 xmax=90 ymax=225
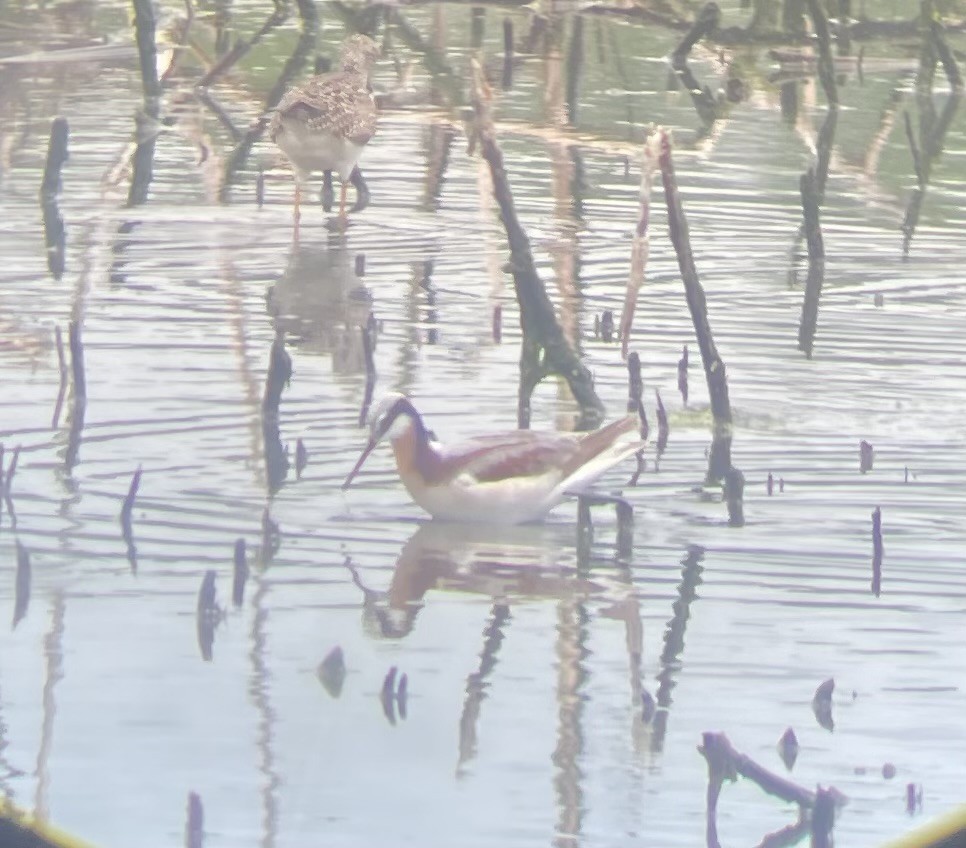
xmin=338 ymin=180 xmax=349 ymax=228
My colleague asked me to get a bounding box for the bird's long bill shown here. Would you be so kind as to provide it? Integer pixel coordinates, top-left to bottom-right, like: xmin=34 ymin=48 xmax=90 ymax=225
xmin=342 ymin=439 xmax=377 ymax=490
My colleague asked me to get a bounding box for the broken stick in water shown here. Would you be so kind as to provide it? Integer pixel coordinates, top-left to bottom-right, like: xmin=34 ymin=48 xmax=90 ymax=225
xmin=872 ymin=506 xmax=883 ymax=596
xmin=13 ymin=541 xmax=31 ymax=629
xmin=797 ymin=167 xmax=826 ymax=358
xmin=120 ymin=466 xmax=142 ymax=572
xmin=654 ymin=128 xmax=734 ymax=483
xmin=68 ymin=320 xmax=87 ymax=403
xmin=232 ymin=538 xmax=248 ymax=607
xmin=262 ymin=332 xmax=292 ymax=493
xmin=52 ymin=325 xmax=69 ymax=427
xmin=40 ymin=117 xmax=69 ymax=280
xmin=468 ymin=57 xmax=603 ymax=428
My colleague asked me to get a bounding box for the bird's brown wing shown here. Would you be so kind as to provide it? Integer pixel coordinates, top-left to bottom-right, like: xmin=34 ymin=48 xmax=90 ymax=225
xmin=271 ymin=72 xmax=377 ymax=146
xmin=427 ymin=431 xmax=582 ymax=485
xmin=426 ymin=416 xmax=639 ymax=485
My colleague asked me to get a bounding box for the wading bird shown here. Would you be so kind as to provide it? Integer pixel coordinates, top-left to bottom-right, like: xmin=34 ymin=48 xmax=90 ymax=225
xmin=343 ymin=394 xmax=644 ymax=524
xmin=269 ymin=34 xmax=379 ymax=233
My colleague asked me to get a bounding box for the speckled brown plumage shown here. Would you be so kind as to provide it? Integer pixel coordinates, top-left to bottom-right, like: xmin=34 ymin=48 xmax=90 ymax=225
xmin=270 ymin=34 xmax=380 ymax=230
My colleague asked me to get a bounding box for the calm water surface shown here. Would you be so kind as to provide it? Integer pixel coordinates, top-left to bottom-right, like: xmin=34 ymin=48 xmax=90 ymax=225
xmin=0 ymin=1 xmax=965 ymax=846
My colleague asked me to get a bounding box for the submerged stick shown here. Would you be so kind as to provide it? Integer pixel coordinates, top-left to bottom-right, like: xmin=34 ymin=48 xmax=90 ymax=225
xmin=40 ymin=118 xmax=69 ymax=280
xmin=185 ymin=792 xmax=204 ymax=848
xmin=797 ymin=168 xmax=825 ymax=358
xmin=52 ymin=325 xmax=69 ymax=427
xmin=469 ymin=58 xmax=603 ymax=427
xmin=671 ymin=1 xmax=721 ymax=62
xmin=129 ymin=0 xmax=162 ymax=206
xmin=903 ymin=111 xmax=925 ymax=186
xmin=13 ymin=541 xmax=31 ymax=629
xmin=626 ymin=352 xmax=643 ymax=413
xmin=699 ymin=731 xmax=822 ymax=809
xmin=67 ymin=320 xmax=87 ymax=404
xmin=723 ymin=467 xmax=744 ymax=527
xmin=120 ymin=465 xmax=142 ymax=572
xmin=803 ymin=0 xmax=838 ymax=107
xmin=502 ymin=18 xmax=514 ymax=90
xmin=655 ymin=129 xmax=732 ymax=431
xmin=232 ymin=538 xmax=248 ymax=607
xmin=930 ymin=18 xmax=963 ymax=91
xmin=262 ymin=334 xmax=292 ymax=493
xmin=196 ymin=571 xmax=219 ymax=662
xmin=872 ymin=507 xmax=883 ymax=596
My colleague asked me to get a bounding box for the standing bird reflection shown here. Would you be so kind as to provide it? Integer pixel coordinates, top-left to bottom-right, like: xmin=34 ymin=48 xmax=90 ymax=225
xmin=269 ymin=34 xmax=380 ymax=233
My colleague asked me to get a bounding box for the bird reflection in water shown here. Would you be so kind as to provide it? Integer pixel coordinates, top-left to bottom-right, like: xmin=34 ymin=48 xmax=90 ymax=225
xmin=346 ymin=521 xmax=613 ymax=640
xmin=267 ymin=237 xmax=373 ymax=374
xmin=345 ymin=518 xmax=647 ymax=836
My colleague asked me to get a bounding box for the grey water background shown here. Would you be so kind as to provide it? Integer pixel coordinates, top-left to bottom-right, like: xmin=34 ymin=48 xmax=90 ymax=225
xmin=1 ymin=0 xmax=965 ymax=845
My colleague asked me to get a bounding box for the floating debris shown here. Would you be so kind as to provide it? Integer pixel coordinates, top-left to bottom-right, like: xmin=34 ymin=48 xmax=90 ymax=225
xmin=812 ymin=677 xmax=835 ymax=731
xmin=778 ymin=727 xmax=799 ymax=770
xmin=882 ymin=763 xmax=896 ymax=780
xmin=318 ymin=646 xmax=346 ymax=698
xmin=860 ymin=440 xmax=874 ymax=473
xmin=232 ymin=539 xmax=248 ymax=608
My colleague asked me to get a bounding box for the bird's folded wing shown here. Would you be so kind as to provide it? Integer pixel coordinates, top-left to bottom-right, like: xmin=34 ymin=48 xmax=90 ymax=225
xmin=276 ymin=73 xmax=377 ymax=146
xmin=430 ymin=432 xmax=582 ymax=485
